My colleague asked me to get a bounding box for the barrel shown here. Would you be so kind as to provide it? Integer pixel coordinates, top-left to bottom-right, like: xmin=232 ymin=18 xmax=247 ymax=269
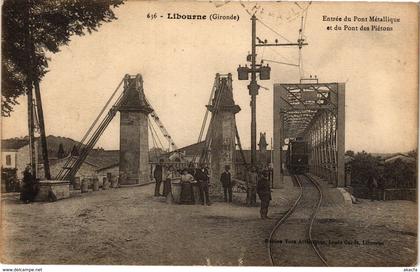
xmin=81 ymin=179 xmax=89 ymax=193
xmin=73 ymin=177 xmax=81 ymax=190
xmin=92 ymin=178 xmax=99 ymax=191
xmin=111 ymin=177 xmax=118 ymax=188
xmin=102 ymin=177 xmax=109 ymax=190
xmin=171 ymin=180 xmax=182 ymax=204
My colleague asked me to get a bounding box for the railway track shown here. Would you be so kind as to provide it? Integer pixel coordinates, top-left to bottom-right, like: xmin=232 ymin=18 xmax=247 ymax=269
xmin=268 ymin=174 xmax=329 ymax=266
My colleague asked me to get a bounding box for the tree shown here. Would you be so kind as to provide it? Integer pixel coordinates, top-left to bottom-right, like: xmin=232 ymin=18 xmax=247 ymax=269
xmin=349 ymin=151 xmax=381 ymax=186
xmin=70 ymin=145 xmax=79 ymax=156
xmin=407 ymin=149 xmax=418 ymax=159
xmin=345 ymin=150 xmax=355 ymax=157
xmin=384 ymin=159 xmax=417 ymax=189
xmin=2 ymin=0 xmax=124 ymax=116
xmin=2 ymin=0 xmax=124 ymax=178
xmin=57 ymin=143 xmax=65 ymax=159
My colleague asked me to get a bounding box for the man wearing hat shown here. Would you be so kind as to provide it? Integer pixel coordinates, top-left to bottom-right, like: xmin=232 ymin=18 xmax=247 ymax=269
xmin=220 ymin=165 xmax=233 ymax=202
xmin=195 ymin=164 xmax=211 ymax=205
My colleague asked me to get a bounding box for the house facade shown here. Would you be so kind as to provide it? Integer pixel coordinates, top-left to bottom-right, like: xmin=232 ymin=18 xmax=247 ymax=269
xmin=1 ymin=139 xmax=39 ymax=179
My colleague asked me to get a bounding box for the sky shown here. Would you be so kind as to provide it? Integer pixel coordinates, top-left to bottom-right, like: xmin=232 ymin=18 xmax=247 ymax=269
xmin=2 ymin=1 xmax=418 ymax=154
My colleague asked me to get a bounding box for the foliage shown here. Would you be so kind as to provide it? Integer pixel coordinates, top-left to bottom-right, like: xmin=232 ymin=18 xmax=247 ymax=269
xmin=350 ymin=151 xmax=417 ymax=189
xmin=407 ymin=149 xmax=418 ymax=159
xmin=384 ymin=159 xmax=417 ymax=188
xmin=349 ymin=151 xmax=382 ymax=186
xmin=345 ymin=150 xmax=355 ymax=157
xmin=1 ymin=0 xmax=124 ymax=117
xmin=70 ymin=145 xmax=79 ymax=156
xmin=57 ymin=143 xmax=66 ymax=159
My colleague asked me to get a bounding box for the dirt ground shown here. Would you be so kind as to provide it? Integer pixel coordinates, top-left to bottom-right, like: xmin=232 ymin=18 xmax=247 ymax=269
xmin=313 ymin=199 xmax=418 ymax=266
xmin=1 ymin=184 xmax=297 ymax=265
xmin=1 ymin=180 xmax=417 ymax=266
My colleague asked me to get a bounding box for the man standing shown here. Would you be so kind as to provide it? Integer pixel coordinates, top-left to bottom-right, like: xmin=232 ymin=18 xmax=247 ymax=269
xmin=257 ymin=170 xmax=272 ymax=219
xmin=220 ymin=165 xmax=233 ymax=203
xmin=195 ymin=164 xmax=211 ymax=205
xmin=153 ymin=161 xmax=163 ymax=196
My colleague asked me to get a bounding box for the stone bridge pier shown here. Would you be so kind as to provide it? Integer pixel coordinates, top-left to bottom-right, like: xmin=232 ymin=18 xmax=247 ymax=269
xmin=118 ymin=74 xmax=153 ymax=186
xmin=207 ymin=74 xmax=241 ymax=196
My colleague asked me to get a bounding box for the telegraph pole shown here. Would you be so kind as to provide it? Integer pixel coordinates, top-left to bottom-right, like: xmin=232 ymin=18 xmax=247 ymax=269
xmin=249 ymin=15 xmax=258 ymax=167
xmin=237 ymin=14 xmax=308 ymax=167
xmin=24 ymin=0 xmax=37 ymax=177
xmin=25 ymin=0 xmax=51 ymax=179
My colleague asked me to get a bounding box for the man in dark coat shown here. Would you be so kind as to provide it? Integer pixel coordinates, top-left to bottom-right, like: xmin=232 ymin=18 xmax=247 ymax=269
xmin=257 ymin=170 xmax=272 ymax=219
xmin=154 ymin=162 xmax=163 ymax=196
xmin=220 ymin=165 xmax=233 ymax=202
xmin=195 ymin=164 xmax=211 ymax=205
xmin=20 ymin=165 xmax=37 ymax=203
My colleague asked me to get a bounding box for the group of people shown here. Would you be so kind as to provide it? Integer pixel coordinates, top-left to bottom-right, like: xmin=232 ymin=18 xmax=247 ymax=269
xmin=220 ymin=164 xmax=272 ymax=219
xmin=245 ymin=165 xmax=272 ymax=219
xmin=154 ymin=162 xmax=273 ymax=219
xmin=153 ymin=162 xmax=211 ymax=205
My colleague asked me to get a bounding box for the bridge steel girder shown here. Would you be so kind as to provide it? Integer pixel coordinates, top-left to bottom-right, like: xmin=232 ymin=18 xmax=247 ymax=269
xmin=273 ymin=82 xmax=345 ymax=187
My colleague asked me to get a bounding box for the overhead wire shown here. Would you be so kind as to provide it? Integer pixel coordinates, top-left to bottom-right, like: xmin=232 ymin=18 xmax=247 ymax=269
xmin=149 ymin=116 xmax=165 ymax=150
xmin=298 ymin=2 xmax=311 ymax=79
xmin=256 ymin=17 xmax=293 ymax=43
xmin=197 ymin=76 xmax=218 ymax=143
xmin=262 ymin=59 xmax=299 ymax=67
xmin=196 ymin=75 xmax=227 ymax=165
xmin=148 ymin=117 xmax=161 ymax=161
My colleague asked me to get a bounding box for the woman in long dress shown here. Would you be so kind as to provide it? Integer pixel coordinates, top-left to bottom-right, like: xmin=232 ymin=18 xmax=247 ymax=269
xmin=180 ymin=169 xmax=195 ymax=204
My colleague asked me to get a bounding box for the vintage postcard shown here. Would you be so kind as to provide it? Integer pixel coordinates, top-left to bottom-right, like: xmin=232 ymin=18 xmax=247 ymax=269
xmin=1 ymin=0 xmax=418 ymax=268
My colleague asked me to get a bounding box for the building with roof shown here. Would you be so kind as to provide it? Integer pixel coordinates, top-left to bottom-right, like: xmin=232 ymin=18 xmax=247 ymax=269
xmin=383 ymin=153 xmax=416 ymax=164
xmin=1 ymin=138 xmax=39 ymax=179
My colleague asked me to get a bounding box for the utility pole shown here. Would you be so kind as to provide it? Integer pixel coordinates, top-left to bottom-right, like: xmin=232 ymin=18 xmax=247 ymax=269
xmin=33 ymin=80 xmax=51 ymax=179
xmin=24 ymin=0 xmax=37 ymax=177
xmin=27 ymin=85 xmax=37 ymax=176
xmin=25 ymin=0 xmax=51 ymax=179
xmin=249 ymin=15 xmax=258 ymax=168
xmin=237 ymin=14 xmax=308 ymax=167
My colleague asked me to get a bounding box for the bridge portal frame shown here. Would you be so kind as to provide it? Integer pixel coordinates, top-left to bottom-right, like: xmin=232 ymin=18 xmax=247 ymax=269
xmin=273 ymin=82 xmax=345 ymax=188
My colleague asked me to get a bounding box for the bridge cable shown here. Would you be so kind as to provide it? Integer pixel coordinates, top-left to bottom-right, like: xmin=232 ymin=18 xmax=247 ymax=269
xmin=196 ymin=76 xmax=227 ymax=165
xmin=56 ymin=77 xmax=133 ymax=180
xmin=148 ymin=117 xmax=162 ymax=162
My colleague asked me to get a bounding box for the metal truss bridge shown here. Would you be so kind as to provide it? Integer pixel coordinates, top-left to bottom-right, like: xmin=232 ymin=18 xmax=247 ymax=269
xmin=273 ymin=80 xmax=346 ymax=187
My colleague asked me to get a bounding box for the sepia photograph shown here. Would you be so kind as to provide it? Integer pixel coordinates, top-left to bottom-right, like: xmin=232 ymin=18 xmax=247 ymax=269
xmin=0 ymin=0 xmax=418 ymax=268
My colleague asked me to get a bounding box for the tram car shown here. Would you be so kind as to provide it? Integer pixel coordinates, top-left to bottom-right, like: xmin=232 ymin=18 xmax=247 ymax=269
xmin=286 ymin=138 xmax=309 ymax=174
